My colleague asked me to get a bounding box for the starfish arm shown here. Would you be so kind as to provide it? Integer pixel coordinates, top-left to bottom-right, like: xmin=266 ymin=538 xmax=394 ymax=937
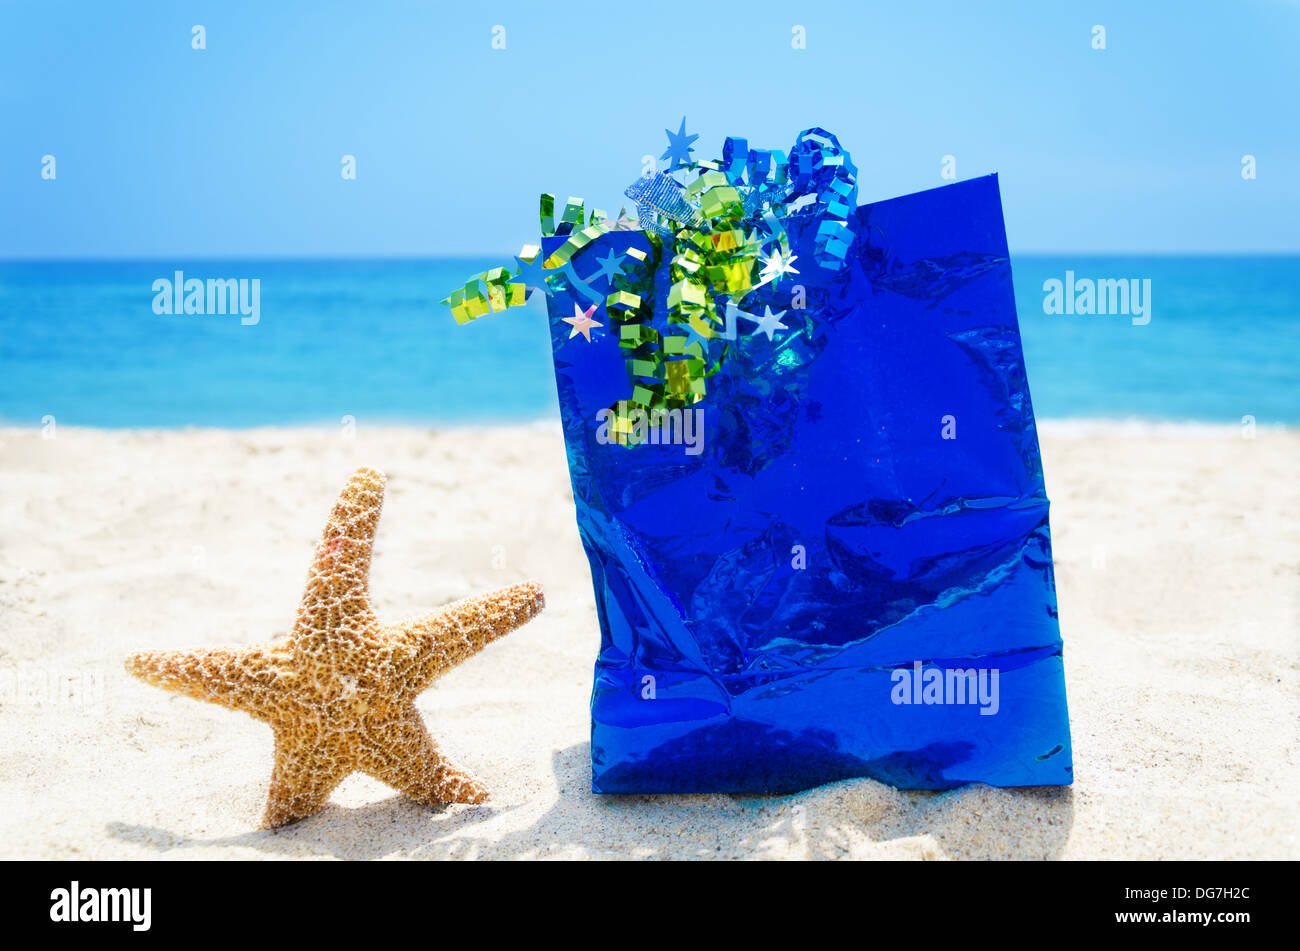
xmin=353 ymin=705 xmax=486 ymax=805
xmin=291 ymin=467 xmax=385 ymax=654
xmin=391 ymin=581 xmax=545 ymax=692
xmin=262 ymin=729 xmax=352 ymax=828
xmin=125 ymin=644 xmax=289 ymax=720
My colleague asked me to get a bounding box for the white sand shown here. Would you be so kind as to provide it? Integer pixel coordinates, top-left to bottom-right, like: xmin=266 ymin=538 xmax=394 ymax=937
xmin=0 ymin=422 xmax=1295 ymax=860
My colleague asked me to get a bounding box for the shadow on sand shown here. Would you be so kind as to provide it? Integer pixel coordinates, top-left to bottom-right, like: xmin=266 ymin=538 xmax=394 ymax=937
xmin=108 ymin=742 xmax=1073 ymax=859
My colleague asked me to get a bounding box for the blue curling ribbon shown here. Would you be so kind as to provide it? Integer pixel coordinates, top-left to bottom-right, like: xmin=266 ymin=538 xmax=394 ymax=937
xmin=787 ymin=127 xmax=859 ymax=270
xmin=748 ymin=148 xmax=787 ymax=186
xmin=722 ymin=136 xmax=748 ymax=186
xmin=619 ymin=128 xmax=861 ymax=284
xmin=721 ymin=137 xmax=788 ymax=196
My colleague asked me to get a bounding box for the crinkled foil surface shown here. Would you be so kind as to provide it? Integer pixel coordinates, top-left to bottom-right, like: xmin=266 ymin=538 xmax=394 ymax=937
xmin=543 ymin=175 xmax=1073 ymax=793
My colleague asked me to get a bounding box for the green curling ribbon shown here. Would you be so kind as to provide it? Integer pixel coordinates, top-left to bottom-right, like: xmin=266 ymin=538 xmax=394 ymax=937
xmin=544 ymin=218 xmax=614 ymax=269
xmin=442 ymin=126 xmax=862 ymax=446
xmin=442 ymin=265 xmax=525 ymax=325
xmin=539 ymin=194 xmax=556 ymax=237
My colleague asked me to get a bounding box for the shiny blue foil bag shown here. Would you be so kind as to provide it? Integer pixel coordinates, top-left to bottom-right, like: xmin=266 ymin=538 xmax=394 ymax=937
xmin=542 ymin=174 xmax=1073 ymax=793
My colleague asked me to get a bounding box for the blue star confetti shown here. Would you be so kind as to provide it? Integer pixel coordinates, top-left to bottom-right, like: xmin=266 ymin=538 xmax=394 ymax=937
xmin=661 ymin=116 xmax=699 ymax=170
xmin=587 ymin=248 xmax=628 ymax=287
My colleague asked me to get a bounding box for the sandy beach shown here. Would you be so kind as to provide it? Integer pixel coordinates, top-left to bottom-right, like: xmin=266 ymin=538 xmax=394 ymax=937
xmin=0 ymin=421 xmax=1295 ymax=860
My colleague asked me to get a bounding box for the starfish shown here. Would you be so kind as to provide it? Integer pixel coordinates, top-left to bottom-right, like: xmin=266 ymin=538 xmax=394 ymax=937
xmin=125 ymin=467 xmax=546 ymax=829
xmin=562 ymin=302 xmax=603 ymax=342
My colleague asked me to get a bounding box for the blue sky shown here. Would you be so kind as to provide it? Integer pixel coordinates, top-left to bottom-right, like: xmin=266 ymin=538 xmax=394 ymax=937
xmin=1 ymin=0 xmax=1297 ymax=257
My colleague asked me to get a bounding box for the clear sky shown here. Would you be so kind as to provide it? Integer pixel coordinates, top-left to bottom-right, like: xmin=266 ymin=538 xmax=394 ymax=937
xmin=2 ymin=0 xmax=1297 ymax=257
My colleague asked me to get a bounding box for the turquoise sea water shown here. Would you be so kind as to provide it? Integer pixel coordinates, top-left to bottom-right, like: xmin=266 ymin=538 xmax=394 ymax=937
xmin=0 ymin=256 xmax=1296 ymax=427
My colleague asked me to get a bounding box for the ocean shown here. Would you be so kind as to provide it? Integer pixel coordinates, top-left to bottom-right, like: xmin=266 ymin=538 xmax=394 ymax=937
xmin=1 ymin=256 xmax=1296 ymax=428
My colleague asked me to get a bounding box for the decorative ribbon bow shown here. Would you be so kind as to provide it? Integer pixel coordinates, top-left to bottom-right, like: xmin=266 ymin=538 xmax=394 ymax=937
xmin=443 ymin=127 xmax=859 ymax=445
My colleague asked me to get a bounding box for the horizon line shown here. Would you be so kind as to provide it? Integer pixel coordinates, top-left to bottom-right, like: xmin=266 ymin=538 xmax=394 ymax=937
xmin=3 ymin=250 xmax=1299 ymax=263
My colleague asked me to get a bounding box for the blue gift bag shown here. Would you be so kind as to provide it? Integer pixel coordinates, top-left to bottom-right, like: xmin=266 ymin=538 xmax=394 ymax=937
xmin=540 ymin=171 xmax=1073 ymax=794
